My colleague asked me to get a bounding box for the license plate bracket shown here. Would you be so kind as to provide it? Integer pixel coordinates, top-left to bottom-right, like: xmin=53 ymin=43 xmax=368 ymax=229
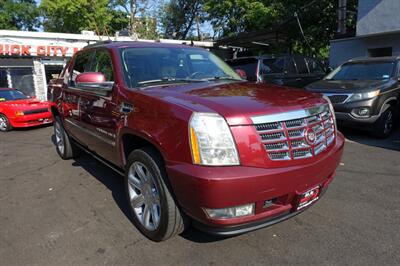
xmin=297 ymin=186 xmax=320 ymax=210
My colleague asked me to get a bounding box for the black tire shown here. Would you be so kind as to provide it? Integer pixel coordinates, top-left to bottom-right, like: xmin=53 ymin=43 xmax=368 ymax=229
xmin=373 ymin=106 xmax=395 ymax=138
xmin=54 ymin=116 xmax=75 ymax=159
xmin=124 ymin=147 xmax=188 ymax=242
xmin=0 ymin=114 xmax=12 ymax=132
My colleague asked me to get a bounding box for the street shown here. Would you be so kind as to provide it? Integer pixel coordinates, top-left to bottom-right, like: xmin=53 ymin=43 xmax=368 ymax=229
xmin=0 ymin=126 xmax=399 ymax=265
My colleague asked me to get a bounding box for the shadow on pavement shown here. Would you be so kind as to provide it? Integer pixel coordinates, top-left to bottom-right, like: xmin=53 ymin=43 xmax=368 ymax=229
xmin=50 ymin=134 xmax=227 ymax=243
xmin=71 ymin=153 xmax=135 ymax=224
xmin=339 ymin=126 xmax=400 ymax=151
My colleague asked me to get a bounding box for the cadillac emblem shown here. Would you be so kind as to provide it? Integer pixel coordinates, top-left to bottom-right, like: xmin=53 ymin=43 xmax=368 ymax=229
xmin=305 ymin=128 xmax=316 ymax=144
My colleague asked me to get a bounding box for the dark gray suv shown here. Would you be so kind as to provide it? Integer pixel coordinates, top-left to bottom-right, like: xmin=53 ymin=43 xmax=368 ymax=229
xmin=226 ymin=55 xmax=327 ymax=88
xmin=306 ymin=56 xmax=400 ymax=138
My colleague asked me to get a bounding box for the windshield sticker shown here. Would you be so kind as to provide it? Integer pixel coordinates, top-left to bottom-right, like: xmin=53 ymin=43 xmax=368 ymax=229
xmin=0 ymin=98 xmax=5 ymax=102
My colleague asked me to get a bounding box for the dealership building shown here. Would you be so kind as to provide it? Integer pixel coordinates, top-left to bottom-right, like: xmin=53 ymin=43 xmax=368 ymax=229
xmin=0 ymin=30 xmax=213 ymax=100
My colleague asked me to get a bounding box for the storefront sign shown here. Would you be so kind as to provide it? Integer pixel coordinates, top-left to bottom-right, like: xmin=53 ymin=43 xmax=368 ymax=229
xmin=0 ymin=44 xmax=82 ymax=57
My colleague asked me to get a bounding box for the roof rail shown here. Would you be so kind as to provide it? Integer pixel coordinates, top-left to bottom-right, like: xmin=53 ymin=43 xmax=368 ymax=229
xmin=83 ymin=40 xmax=114 ymax=49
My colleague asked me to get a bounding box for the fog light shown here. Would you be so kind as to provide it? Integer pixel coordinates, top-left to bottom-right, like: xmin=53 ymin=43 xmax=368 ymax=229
xmin=204 ymin=204 xmax=255 ymax=219
xmin=352 ymin=107 xmax=370 ymax=117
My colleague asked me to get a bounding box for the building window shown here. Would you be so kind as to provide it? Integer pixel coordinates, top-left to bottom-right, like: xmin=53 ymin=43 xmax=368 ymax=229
xmin=0 ymin=69 xmax=8 ymax=87
xmin=368 ymin=47 xmax=392 ymax=57
xmin=9 ymin=68 xmax=35 ymax=97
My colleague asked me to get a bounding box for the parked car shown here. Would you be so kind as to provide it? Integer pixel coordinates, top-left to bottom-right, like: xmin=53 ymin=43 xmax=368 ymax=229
xmin=48 ymin=41 xmax=344 ymax=242
xmin=0 ymin=88 xmax=53 ymax=132
xmin=226 ymin=55 xmax=328 ymax=88
xmin=306 ymin=56 xmax=400 ymax=138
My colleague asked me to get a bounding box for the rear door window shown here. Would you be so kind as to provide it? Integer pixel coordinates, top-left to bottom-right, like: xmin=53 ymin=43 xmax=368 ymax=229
xmin=228 ymin=58 xmax=258 ymax=81
xmin=294 ymin=57 xmax=309 ymax=74
xmin=284 ymin=57 xmax=297 ymax=74
xmin=261 ymin=58 xmax=285 ymax=74
xmin=306 ymin=58 xmax=326 ymax=75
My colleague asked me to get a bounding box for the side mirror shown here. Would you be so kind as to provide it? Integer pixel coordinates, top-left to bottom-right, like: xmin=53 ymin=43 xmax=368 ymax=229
xmin=76 ymin=72 xmax=106 ymax=84
xmin=75 ymin=72 xmax=114 ymax=96
xmin=235 ymin=69 xmax=247 ymax=80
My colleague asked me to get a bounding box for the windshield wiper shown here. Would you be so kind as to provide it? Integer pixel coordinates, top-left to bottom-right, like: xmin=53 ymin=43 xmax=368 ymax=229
xmin=203 ymin=76 xmax=242 ymax=81
xmin=138 ymin=78 xmax=204 ymax=87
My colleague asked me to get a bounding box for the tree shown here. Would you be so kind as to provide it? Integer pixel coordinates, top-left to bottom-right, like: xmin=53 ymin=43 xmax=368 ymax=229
xmin=160 ymin=0 xmax=205 ymax=40
xmin=111 ymin=0 xmax=159 ymax=39
xmin=204 ymin=0 xmax=279 ymax=38
xmin=40 ymin=0 xmax=126 ymax=35
xmin=204 ymin=0 xmax=358 ymax=58
xmin=0 ymin=0 xmax=40 ymax=30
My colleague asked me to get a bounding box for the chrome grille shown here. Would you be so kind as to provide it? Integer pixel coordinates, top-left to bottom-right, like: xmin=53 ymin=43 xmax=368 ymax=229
xmin=256 ymin=122 xmax=282 ymax=131
xmin=252 ymin=105 xmax=336 ymax=161
xmin=315 ymin=142 xmax=327 ymax=155
xmin=265 ymin=142 xmax=288 ymax=151
xmin=288 ymin=129 xmax=304 ymax=138
xmin=285 ymin=119 xmax=305 ymax=128
xmin=293 ymin=149 xmax=312 ymax=159
xmin=268 ymin=151 xmax=290 ymax=161
xmin=291 ymin=139 xmax=309 ymax=149
xmin=260 ymin=132 xmax=286 ymax=141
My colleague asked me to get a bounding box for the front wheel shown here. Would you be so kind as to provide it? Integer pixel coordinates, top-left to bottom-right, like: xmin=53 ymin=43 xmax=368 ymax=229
xmin=373 ymin=106 xmax=395 ymax=138
xmin=125 ymin=147 xmax=188 ymax=242
xmin=0 ymin=114 xmax=12 ymax=132
xmin=54 ymin=116 xmax=76 ymax=159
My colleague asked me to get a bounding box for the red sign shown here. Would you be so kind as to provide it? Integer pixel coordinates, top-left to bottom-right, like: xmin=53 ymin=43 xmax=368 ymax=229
xmin=0 ymin=44 xmax=82 ymax=57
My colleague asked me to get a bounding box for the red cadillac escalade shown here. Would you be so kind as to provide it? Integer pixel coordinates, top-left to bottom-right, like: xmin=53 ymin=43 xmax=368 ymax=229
xmin=48 ymin=41 xmax=344 ymax=242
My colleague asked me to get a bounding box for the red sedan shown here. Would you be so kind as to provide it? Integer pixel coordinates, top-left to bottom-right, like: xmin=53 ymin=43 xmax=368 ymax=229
xmin=0 ymin=88 xmax=53 ymax=132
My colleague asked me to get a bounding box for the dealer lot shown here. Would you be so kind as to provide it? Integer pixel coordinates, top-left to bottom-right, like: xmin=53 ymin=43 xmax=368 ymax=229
xmin=0 ymin=126 xmax=399 ymax=265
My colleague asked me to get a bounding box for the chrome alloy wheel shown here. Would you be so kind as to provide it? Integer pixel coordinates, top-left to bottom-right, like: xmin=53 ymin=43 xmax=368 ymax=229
xmin=54 ymin=121 xmax=65 ymax=155
xmin=128 ymin=162 xmax=161 ymax=231
xmin=0 ymin=116 xmax=7 ymax=131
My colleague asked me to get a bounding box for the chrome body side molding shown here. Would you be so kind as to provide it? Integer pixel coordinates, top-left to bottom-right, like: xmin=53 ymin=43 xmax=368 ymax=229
xmin=251 ymin=105 xmax=329 ymax=124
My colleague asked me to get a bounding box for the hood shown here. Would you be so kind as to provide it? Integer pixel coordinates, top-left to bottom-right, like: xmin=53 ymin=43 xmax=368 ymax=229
xmin=142 ymin=81 xmax=327 ymax=126
xmin=306 ymin=79 xmax=393 ymax=93
xmin=0 ymin=98 xmax=50 ymax=111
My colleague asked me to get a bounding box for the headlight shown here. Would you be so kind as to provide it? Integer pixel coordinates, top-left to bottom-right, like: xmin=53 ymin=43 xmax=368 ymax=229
xmin=347 ymin=90 xmax=380 ymax=102
xmin=189 ymin=112 xmax=239 ymax=166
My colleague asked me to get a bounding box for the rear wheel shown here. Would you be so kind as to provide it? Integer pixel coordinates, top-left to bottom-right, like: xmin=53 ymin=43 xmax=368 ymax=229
xmin=373 ymin=106 xmax=395 ymax=138
xmin=54 ymin=116 xmax=76 ymax=159
xmin=125 ymin=147 xmax=188 ymax=242
xmin=0 ymin=114 xmax=12 ymax=132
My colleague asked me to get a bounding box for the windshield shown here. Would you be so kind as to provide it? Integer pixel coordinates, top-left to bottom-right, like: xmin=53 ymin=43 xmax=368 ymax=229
xmin=326 ymin=61 xmax=395 ymax=81
xmin=227 ymin=58 xmax=258 ymax=81
xmin=120 ymin=47 xmax=241 ymax=88
xmin=0 ymin=89 xmax=28 ymax=102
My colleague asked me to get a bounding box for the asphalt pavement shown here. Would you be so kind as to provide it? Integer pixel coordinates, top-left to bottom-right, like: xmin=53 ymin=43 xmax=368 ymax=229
xmin=0 ymin=126 xmax=399 ymax=265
